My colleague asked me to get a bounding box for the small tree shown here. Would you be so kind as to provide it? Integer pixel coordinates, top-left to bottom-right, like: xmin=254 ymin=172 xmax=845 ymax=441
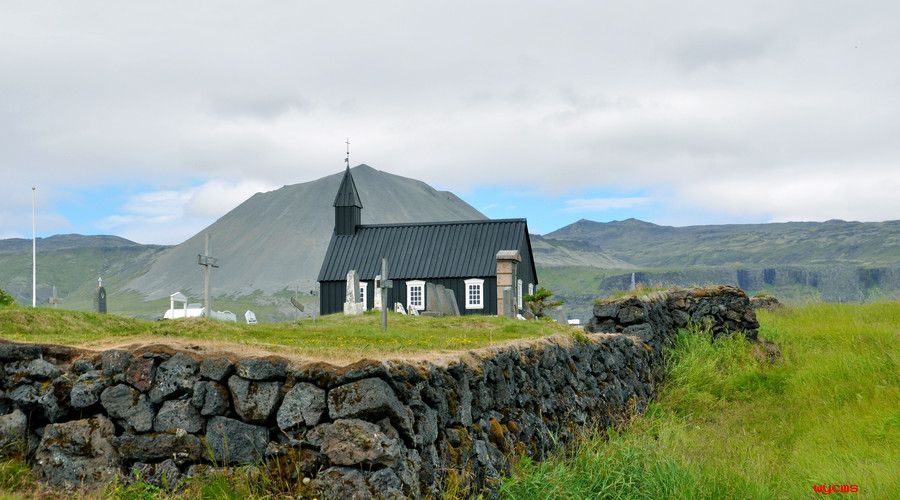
xmin=523 ymin=287 xmax=564 ymax=318
xmin=0 ymin=288 xmax=14 ymax=307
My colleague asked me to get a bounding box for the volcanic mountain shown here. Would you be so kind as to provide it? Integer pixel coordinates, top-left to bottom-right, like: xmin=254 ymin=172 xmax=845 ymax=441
xmin=126 ymin=165 xmax=487 ymax=298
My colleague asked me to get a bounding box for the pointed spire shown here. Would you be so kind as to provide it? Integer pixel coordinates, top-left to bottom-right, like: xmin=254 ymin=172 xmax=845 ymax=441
xmin=333 ymin=164 xmax=362 ymax=208
xmin=334 ymin=138 xmax=362 ymax=207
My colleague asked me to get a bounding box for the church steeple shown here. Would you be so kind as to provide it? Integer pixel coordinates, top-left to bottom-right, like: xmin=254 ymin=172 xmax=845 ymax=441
xmin=333 ymin=165 xmax=362 ymax=209
xmin=333 ymin=140 xmax=362 ymax=235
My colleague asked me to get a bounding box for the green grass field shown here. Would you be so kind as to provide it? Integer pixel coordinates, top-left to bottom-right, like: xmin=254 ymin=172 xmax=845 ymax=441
xmin=0 ymin=306 xmax=569 ymax=362
xmin=501 ymin=302 xmax=900 ymax=499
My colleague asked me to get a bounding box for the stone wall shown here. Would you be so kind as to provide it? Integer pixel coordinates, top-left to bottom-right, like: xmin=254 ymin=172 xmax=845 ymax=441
xmin=0 ymin=286 xmax=759 ymax=498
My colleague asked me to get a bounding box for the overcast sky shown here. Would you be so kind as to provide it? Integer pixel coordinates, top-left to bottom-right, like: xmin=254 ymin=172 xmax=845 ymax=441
xmin=2 ymin=1 xmax=899 ymax=244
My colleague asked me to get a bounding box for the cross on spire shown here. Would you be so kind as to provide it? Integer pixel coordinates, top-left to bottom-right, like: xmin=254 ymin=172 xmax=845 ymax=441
xmin=345 ymin=137 xmax=350 ymax=170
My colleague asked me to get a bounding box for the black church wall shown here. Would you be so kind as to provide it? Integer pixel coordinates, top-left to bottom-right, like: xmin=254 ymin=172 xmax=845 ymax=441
xmin=320 ymin=277 xmax=505 ymax=316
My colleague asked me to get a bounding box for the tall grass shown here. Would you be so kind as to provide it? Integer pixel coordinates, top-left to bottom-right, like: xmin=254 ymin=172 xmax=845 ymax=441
xmin=502 ymin=302 xmax=900 ymax=499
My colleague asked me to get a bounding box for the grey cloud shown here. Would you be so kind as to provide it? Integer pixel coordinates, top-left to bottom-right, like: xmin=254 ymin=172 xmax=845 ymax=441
xmin=212 ymin=95 xmax=313 ymax=120
xmin=0 ymin=0 xmax=899 ymax=240
xmin=673 ymin=31 xmax=773 ymax=70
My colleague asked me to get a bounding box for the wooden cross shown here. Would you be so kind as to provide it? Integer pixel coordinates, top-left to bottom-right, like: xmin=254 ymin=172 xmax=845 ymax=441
xmin=377 ymin=257 xmax=393 ymax=331
xmin=197 ymin=233 xmax=219 ymax=319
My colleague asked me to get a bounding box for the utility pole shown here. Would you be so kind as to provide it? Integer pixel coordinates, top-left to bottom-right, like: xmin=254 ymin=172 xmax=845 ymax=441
xmin=32 ymin=186 xmax=36 ymax=308
xmin=197 ymin=233 xmax=218 ymax=319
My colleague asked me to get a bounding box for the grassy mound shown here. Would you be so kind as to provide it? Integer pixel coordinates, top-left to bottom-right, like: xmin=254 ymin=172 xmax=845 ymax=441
xmin=0 ymin=306 xmax=569 ymax=361
xmin=501 ymin=302 xmax=900 ymax=498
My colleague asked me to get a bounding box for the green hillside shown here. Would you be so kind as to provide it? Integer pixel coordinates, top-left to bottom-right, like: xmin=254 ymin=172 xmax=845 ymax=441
xmin=0 ymin=244 xmax=164 ymax=307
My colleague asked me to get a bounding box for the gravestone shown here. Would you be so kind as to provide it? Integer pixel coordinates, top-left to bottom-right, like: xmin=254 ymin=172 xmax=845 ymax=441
xmin=423 ymin=284 xmax=459 ymax=316
xmin=444 ymin=288 xmax=460 ymax=316
xmin=394 ymin=302 xmax=407 ymax=315
xmin=435 ymin=285 xmax=451 ymax=314
xmin=502 ymin=287 xmax=515 ymax=318
xmin=426 ymin=283 xmax=445 ymax=315
xmin=343 ymin=270 xmax=364 ymax=316
xmin=94 ymin=277 xmax=107 ymax=314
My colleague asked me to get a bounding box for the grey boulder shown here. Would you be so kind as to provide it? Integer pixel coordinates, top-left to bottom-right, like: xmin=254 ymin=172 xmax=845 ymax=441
xmin=23 ymin=358 xmax=63 ymax=380
xmin=0 ymin=409 xmax=27 ymax=455
xmin=199 ymin=357 xmax=233 ymax=382
xmin=100 ymin=384 xmax=154 ymax=432
xmin=70 ymin=370 xmax=108 ymax=408
xmin=205 ymin=416 xmax=268 ymax=465
xmin=276 ymin=382 xmax=326 ymax=430
xmin=192 ymin=381 xmax=230 ymax=416
xmin=112 ymin=431 xmax=205 ymax=463
xmin=234 ymin=357 xmax=288 ymax=381
xmin=228 ymin=376 xmax=281 ymax=424
xmin=307 ymin=418 xmax=404 ymax=467
xmin=34 ymin=416 xmax=121 ymax=489
xmin=8 ymin=384 xmax=39 ymax=406
xmin=328 ymin=377 xmax=415 ymax=441
xmin=101 ymin=349 xmax=133 ymax=376
xmin=154 ymin=399 xmax=203 ymax=433
xmin=150 ymin=353 xmax=199 ymax=403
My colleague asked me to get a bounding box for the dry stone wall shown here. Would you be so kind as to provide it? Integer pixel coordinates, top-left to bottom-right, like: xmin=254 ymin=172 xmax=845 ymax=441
xmin=0 ymin=286 xmax=759 ymax=498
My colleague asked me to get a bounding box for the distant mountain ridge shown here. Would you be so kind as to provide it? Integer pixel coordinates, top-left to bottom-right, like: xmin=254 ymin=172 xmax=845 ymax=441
xmin=529 ymin=234 xmax=633 ymax=268
xmin=0 ymin=234 xmax=154 ymax=254
xmin=546 ymin=218 xmax=900 ymax=267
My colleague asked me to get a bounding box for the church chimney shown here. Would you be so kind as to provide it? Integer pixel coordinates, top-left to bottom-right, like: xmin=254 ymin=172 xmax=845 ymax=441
xmin=334 ymin=165 xmax=362 ymax=235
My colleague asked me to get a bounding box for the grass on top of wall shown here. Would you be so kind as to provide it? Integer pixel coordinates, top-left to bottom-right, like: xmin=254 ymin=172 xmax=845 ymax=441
xmin=0 ymin=305 xmax=570 ymax=361
xmin=500 ymin=301 xmax=900 ymax=499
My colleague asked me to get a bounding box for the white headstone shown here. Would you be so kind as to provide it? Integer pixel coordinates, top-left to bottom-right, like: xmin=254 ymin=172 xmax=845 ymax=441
xmin=346 ymin=270 xmax=360 ymax=303
xmin=343 ymin=270 xmax=364 ymax=315
xmin=410 ymin=306 xmax=419 ymax=316
xmin=394 ymin=302 xmax=407 ymax=315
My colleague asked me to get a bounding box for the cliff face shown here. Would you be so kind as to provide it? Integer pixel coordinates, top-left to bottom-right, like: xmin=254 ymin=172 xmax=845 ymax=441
xmin=0 ymin=286 xmax=759 ymax=498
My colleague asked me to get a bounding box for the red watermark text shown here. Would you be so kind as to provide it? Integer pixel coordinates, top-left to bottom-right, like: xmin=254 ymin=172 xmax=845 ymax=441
xmin=813 ymin=484 xmax=859 ymax=494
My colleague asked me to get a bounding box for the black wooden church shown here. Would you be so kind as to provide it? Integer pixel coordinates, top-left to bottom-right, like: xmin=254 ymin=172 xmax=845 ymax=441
xmin=317 ymin=167 xmax=538 ymax=316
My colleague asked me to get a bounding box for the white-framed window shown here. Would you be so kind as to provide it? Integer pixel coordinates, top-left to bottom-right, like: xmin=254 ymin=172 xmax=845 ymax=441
xmin=359 ymin=282 xmax=368 ymax=310
xmin=464 ymin=278 xmax=484 ymax=310
xmin=517 ymin=279 xmax=523 ymax=309
xmin=406 ymin=280 xmax=426 ymax=311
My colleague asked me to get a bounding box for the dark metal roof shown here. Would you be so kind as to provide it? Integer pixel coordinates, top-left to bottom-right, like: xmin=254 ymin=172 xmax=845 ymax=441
xmin=333 ymin=166 xmax=362 ymax=208
xmin=317 ymin=219 xmax=536 ymax=281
